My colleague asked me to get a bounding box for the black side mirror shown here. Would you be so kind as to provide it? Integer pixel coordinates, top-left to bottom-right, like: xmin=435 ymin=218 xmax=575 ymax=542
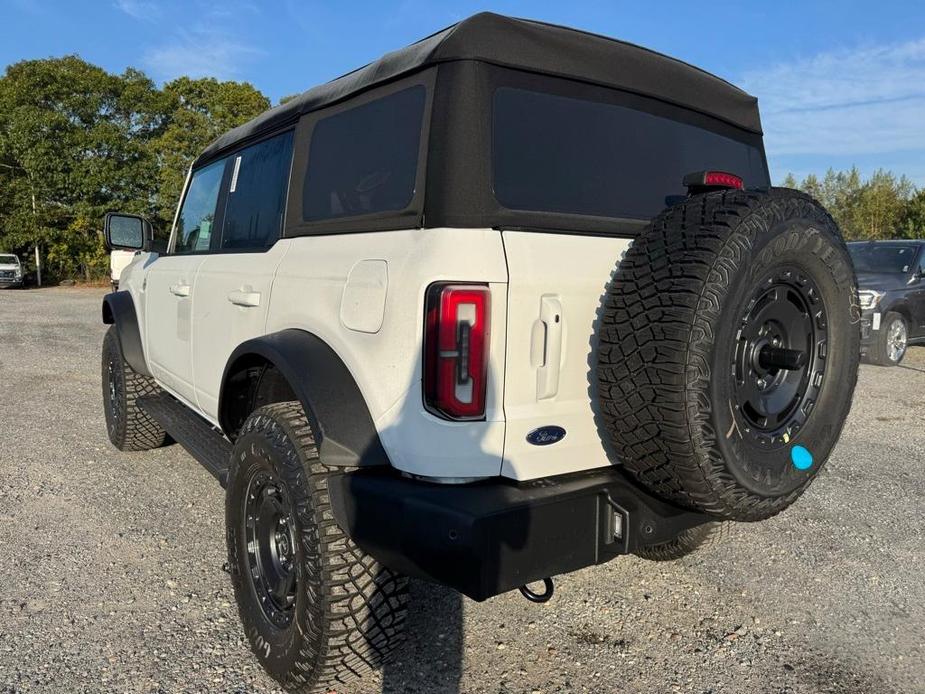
xmin=104 ymin=212 xmax=152 ymax=252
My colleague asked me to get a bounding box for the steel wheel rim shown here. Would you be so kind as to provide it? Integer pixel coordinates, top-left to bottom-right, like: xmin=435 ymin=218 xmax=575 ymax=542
xmin=732 ymin=267 xmax=827 ymax=449
xmin=244 ymin=471 xmax=297 ymax=629
xmin=887 ymin=320 xmax=907 ymax=362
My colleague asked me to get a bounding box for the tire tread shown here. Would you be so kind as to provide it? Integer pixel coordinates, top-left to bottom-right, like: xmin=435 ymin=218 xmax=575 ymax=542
xmin=596 ymin=188 xmax=858 ymax=520
xmin=102 ymin=327 xmax=168 ymax=451
xmin=228 ymin=402 xmax=408 ymax=693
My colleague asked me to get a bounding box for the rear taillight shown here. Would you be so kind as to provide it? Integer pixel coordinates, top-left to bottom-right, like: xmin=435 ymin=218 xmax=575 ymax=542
xmin=424 ymin=283 xmax=490 ymax=420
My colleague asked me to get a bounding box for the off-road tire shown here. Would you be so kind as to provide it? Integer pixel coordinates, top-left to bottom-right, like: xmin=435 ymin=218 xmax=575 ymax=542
xmin=225 ymin=402 xmax=409 ymax=693
xmin=634 ymin=522 xmax=725 ymax=561
xmin=597 ymin=188 xmax=859 ymax=521
xmin=101 ymin=326 xmax=168 ymax=451
xmin=867 ymin=311 xmax=907 ymax=366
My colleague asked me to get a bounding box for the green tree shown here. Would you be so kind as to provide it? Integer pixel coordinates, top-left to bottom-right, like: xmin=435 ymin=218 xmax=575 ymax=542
xmin=152 ymin=77 xmax=269 ymax=228
xmin=842 ymin=170 xmax=914 ymax=240
xmin=0 ymin=60 xmax=270 ymax=281
xmin=0 ymin=56 xmax=166 ymax=280
xmin=782 ymin=167 xmax=916 ymax=241
xmin=800 ymin=173 xmax=824 ymax=205
xmin=898 ymin=189 xmax=925 ymax=238
xmin=807 ymin=167 xmax=863 ymax=235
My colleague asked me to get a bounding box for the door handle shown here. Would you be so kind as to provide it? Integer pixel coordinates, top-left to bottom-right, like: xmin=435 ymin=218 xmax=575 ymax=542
xmin=227 ymin=289 xmax=261 ymax=307
xmin=536 ymin=295 xmax=563 ymax=400
xmin=169 ymin=283 xmax=190 ymax=297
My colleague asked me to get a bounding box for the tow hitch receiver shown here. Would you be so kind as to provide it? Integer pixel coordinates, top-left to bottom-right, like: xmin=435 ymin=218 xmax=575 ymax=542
xmin=328 ymin=467 xmax=710 ymax=601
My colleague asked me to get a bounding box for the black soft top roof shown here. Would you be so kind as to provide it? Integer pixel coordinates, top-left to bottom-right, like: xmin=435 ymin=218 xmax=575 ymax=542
xmin=196 ymin=12 xmax=761 ymax=165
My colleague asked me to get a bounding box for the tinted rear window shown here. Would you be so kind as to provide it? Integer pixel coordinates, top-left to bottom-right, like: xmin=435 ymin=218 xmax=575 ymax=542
xmin=302 ymin=86 xmax=426 ymax=221
xmin=492 ymin=87 xmax=768 ymax=220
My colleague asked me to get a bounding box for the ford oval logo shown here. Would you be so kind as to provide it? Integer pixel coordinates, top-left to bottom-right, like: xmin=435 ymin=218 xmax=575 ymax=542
xmin=526 ymin=426 xmax=566 ymax=446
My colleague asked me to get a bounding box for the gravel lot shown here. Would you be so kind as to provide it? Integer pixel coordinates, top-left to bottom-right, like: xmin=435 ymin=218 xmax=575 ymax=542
xmin=0 ymin=287 xmax=923 ymax=694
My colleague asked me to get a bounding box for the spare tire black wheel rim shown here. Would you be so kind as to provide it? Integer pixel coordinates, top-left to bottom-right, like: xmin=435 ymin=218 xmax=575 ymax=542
xmin=732 ymin=267 xmax=827 ymax=449
xmin=245 ymin=471 xmax=297 ymax=629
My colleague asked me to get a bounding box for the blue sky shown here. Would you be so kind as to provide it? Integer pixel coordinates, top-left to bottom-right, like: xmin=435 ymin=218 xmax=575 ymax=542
xmin=3 ymin=0 xmax=925 ymax=185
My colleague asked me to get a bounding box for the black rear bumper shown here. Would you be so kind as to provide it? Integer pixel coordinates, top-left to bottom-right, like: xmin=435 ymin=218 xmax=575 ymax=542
xmin=328 ymin=467 xmax=710 ymax=601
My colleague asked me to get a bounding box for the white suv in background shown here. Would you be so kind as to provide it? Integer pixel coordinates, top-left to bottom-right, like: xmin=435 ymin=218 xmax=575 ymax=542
xmin=99 ymin=13 xmax=860 ymax=693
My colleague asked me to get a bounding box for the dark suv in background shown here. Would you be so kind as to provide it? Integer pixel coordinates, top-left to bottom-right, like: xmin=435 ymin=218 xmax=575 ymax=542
xmin=849 ymin=240 xmax=925 ymax=365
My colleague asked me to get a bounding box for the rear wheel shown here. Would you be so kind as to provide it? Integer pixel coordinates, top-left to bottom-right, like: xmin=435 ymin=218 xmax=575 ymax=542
xmin=225 ymin=402 xmax=408 ymax=693
xmin=597 ymin=189 xmax=859 ymax=521
xmin=101 ymin=326 xmax=168 ymax=451
xmin=869 ymin=312 xmax=907 ymax=366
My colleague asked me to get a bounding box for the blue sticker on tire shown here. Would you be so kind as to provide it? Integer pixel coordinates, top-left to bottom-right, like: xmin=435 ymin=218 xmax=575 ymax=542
xmin=791 ymin=445 xmax=813 ymax=471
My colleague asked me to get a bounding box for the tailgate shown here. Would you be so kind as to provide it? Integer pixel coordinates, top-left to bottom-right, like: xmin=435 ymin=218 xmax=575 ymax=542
xmin=501 ymin=230 xmax=632 ymax=480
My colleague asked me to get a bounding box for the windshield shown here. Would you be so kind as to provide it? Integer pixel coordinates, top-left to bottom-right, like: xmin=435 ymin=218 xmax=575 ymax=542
xmin=848 ymin=244 xmax=919 ymax=274
xmin=0 ymin=255 xmax=18 ymax=265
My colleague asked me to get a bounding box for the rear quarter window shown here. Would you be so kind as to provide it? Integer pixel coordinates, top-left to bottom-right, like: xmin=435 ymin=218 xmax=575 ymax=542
xmin=302 ymin=86 xmax=426 ymax=221
xmin=492 ymin=87 xmax=768 ymax=220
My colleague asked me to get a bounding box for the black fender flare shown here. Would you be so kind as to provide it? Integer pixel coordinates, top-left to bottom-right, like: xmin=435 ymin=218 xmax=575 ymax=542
xmin=101 ymin=291 xmax=150 ymax=377
xmin=219 ymin=329 xmax=389 ymax=468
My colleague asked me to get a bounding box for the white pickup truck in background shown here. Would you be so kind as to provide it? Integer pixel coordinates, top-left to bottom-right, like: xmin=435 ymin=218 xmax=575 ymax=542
xmin=0 ymin=253 xmax=23 ymax=288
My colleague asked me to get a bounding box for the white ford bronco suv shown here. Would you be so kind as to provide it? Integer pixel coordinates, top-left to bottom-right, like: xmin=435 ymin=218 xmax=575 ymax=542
xmin=100 ymin=13 xmax=860 ymax=692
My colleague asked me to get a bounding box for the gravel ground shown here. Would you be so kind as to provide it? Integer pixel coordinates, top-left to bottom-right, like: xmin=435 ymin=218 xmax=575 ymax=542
xmin=0 ymin=287 xmax=922 ymax=694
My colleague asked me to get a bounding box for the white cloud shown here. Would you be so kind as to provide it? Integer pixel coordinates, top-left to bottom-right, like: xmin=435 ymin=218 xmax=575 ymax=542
xmin=144 ymin=27 xmax=263 ymax=81
xmin=742 ymin=38 xmax=925 ymax=157
xmin=113 ymin=0 xmax=161 ymax=21
xmin=139 ymin=2 xmax=264 ymax=82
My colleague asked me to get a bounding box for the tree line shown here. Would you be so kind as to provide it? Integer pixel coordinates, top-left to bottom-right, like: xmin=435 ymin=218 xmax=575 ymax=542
xmin=782 ymin=169 xmax=925 ymax=242
xmin=1 ymin=56 xmax=923 ymax=283
xmin=0 ymin=56 xmax=268 ymax=282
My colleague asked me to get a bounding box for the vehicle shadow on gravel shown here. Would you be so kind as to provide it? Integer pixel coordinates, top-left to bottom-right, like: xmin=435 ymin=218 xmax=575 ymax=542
xmin=379 ymin=580 xmax=464 ymax=693
xmin=898 ymin=362 xmax=925 ymax=374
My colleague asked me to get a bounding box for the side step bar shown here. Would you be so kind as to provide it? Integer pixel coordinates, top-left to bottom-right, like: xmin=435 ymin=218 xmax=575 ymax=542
xmin=139 ymin=393 xmax=232 ymax=487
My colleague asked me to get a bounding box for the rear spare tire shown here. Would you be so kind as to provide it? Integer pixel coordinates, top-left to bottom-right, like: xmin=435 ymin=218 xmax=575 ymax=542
xmin=597 ymin=189 xmax=859 ymax=521
xmin=634 ymin=523 xmax=726 ymax=562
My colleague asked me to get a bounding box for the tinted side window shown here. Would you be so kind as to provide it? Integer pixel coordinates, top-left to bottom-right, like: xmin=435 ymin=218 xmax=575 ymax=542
xmin=493 ymin=87 xmax=768 ymax=220
xmin=220 ymin=131 xmax=294 ymax=250
xmin=302 ymin=86 xmax=426 ymax=221
xmin=174 ymin=159 xmax=226 ymax=254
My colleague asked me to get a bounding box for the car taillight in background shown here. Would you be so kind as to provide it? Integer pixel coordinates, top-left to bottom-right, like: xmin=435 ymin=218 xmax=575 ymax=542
xmin=424 ymin=283 xmax=490 ymax=420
